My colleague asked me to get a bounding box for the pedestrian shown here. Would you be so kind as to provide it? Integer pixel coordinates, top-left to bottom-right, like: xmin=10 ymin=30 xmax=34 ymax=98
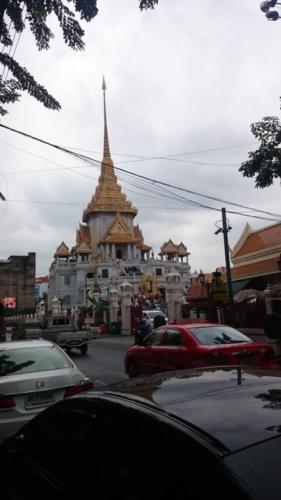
xmin=135 ymin=319 xmax=151 ymax=344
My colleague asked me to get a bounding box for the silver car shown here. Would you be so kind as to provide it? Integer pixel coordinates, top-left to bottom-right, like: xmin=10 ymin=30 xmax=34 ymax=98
xmin=0 ymin=339 xmax=93 ymax=442
xmin=142 ymin=310 xmax=168 ymax=329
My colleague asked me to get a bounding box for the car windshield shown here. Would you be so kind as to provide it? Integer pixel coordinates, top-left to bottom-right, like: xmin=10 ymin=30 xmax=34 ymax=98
xmin=146 ymin=311 xmax=164 ymax=319
xmin=189 ymin=326 xmax=251 ymax=346
xmin=0 ymin=346 xmax=72 ymax=376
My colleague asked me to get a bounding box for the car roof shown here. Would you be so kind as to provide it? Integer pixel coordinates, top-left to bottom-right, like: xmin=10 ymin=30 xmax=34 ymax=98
xmin=98 ymin=366 xmax=281 ymax=454
xmin=143 ymin=310 xmax=164 ymax=314
xmin=0 ymin=339 xmax=55 ymax=350
xmin=165 ymin=322 xmax=230 ymax=329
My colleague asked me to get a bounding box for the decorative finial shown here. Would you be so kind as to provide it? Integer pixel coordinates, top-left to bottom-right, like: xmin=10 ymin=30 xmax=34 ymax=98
xmin=102 ymin=76 xmax=106 ymax=92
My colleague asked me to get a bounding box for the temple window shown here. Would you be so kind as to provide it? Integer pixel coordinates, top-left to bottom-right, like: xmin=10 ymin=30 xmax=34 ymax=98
xmin=102 ymin=269 xmax=109 ymax=279
xmin=64 ymin=275 xmax=71 ymax=285
xmin=156 ymin=268 xmax=162 ymax=276
xmin=81 ymin=254 xmax=89 ymax=262
xmin=116 ymin=249 xmax=122 ymax=259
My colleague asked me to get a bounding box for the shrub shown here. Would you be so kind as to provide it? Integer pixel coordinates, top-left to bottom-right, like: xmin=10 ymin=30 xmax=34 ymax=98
xmin=263 ymin=313 xmax=281 ymax=340
xmin=153 ymin=315 xmax=167 ymax=329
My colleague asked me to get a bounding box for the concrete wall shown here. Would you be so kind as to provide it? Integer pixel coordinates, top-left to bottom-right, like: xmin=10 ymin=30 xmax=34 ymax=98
xmin=0 ymin=253 xmax=36 ymax=312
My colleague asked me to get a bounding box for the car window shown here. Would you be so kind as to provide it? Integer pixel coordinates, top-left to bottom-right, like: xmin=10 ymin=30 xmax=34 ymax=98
xmin=189 ymin=326 xmax=251 ymax=346
xmin=0 ymin=346 xmax=72 ymax=376
xmin=163 ymin=329 xmax=183 ymax=346
xmin=145 ymin=329 xmax=165 ymax=346
xmin=57 ymin=318 xmax=70 ymax=326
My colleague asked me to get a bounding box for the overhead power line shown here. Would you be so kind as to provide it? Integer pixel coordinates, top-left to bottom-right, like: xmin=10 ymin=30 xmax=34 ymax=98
xmin=67 ymin=141 xmax=257 ymax=160
xmin=0 ymin=123 xmax=280 ymax=222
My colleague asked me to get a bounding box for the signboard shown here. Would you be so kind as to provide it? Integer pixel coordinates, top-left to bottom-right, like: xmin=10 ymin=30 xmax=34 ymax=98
xmin=212 ymin=279 xmax=227 ymax=302
xmin=35 ymin=285 xmax=40 ymax=300
xmin=1 ymin=297 xmax=16 ymax=309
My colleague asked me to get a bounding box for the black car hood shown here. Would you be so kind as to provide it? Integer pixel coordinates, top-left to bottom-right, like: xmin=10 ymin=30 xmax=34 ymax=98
xmin=102 ymin=366 xmax=281 ymax=452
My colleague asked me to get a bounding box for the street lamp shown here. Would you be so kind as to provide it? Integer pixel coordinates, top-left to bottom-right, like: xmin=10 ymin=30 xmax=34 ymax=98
xmin=260 ymin=1 xmax=281 ymax=20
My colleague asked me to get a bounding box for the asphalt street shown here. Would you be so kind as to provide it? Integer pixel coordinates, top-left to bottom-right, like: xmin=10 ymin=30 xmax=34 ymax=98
xmin=73 ymin=335 xmax=134 ymax=388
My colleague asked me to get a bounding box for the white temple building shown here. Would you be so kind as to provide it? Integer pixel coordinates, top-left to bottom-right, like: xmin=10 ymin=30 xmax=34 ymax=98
xmin=48 ymin=80 xmax=191 ymax=309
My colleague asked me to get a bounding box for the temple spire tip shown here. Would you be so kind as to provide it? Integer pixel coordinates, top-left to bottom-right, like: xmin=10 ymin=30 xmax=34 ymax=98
xmin=102 ymin=76 xmax=106 ymax=92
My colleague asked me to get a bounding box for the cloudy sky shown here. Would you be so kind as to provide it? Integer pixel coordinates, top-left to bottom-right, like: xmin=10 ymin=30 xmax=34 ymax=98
xmin=0 ymin=0 xmax=281 ymax=276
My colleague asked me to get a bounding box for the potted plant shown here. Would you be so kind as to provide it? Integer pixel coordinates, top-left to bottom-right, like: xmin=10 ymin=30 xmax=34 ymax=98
xmin=87 ymin=296 xmax=109 ymax=334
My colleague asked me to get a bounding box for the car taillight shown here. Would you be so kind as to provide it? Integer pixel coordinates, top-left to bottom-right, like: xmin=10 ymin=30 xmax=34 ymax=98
xmin=64 ymin=379 xmax=94 ymax=398
xmin=0 ymin=396 xmax=15 ymax=409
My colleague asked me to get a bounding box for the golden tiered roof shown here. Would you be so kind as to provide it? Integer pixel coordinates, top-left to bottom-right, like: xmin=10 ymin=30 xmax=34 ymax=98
xmin=71 ymin=225 xmax=91 ymax=254
xmin=75 ymin=242 xmax=91 ymax=254
xmin=83 ymin=79 xmax=137 ymax=222
xmin=177 ymin=242 xmax=190 ymax=256
xmin=99 ymin=212 xmax=138 ymax=244
xmin=54 ymin=241 xmax=70 ymax=257
xmin=134 ymin=224 xmax=152 ymax=251
xmin=159 ymin=239 xmax=179 ymax=255
xmin=159 ymin=239 xmax=190 ymax=256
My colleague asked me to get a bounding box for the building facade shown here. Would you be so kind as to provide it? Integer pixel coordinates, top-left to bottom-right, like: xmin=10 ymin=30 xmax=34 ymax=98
xmin=35 ymin=276 xmax=48 ymax=302
xmin=0 ymin=253 xmax=36 ymax=312
xmin=48 ymin=81 xmax=191 ymax=309
xmin=231 ymin=222 xmax=281 ymax=292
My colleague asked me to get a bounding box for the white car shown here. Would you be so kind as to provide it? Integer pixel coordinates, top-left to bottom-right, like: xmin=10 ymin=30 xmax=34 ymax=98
xmin=0 ymin=339 xmax=93 ymax=442
xmin=142 ymin=310 xmax=168 ymax=329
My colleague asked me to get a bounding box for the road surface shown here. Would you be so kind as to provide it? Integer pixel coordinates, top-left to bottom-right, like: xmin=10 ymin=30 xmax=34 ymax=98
xmin=73 ymin=335 xmax=134 ymax=388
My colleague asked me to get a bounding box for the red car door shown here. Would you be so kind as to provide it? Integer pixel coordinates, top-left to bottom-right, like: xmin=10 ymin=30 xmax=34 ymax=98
xmin=159 ymin=328 xmax=193 ymax=371
xmin=137 ymin=328 xmax=166 ymax=375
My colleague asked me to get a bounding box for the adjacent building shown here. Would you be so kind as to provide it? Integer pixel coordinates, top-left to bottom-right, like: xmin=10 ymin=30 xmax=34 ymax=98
xmin=0 ymin=253 xmax=36 ymax=312
xmin=231 ymin=222 xmax=281 ymax=292
xmin=48 ymin=80 xmax=191 ymax=309
xmin=35 ymin=275 xmax=48 ymax=302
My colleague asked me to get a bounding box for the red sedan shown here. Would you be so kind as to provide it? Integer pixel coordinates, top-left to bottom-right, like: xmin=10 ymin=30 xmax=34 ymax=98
xmin=125 ymin=322 xmax=277 ymax=378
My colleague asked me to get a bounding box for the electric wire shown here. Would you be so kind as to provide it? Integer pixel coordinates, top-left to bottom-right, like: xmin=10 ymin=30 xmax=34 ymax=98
xmin=0 ymin=123 xmax=280 ymax=222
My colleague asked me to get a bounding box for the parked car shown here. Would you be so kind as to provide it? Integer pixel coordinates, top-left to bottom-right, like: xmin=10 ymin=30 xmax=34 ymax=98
xmin=141 ymin=309 xmax=168 ymax=329
xmin=0 ymin=339 xmax=93 ymax=442
xmin=1 ymin=366 xmax=281 ymax=499
xmin=125 ymin=322 xmax=277 ymax=378
xmin=41 ymin=314 xmax=92 ymax=355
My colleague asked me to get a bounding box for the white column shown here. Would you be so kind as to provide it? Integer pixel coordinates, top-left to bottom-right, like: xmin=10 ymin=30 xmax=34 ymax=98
xmin=127 ymin=244 xmax=131 ymax=260
xmin=133 ymin=245 xmax=136 ymax=259
xmin=112 ymin=244 xmax=116 ymax=260
xmin=106 ymin=244 xmax=109 ymax=260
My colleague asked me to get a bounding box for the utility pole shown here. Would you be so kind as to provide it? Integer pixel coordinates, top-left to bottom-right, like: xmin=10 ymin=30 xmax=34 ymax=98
xmin=221 ymin=208 xmax=235 ymax=326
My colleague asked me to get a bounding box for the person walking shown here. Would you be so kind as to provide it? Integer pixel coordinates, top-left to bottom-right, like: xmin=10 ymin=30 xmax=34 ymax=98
xmin=135 ymin=319 xmax=151 ymax=344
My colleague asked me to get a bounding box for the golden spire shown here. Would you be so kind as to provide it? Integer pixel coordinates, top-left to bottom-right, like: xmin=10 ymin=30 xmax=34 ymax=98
xmin=100 ymin=77 xmax=116 ymax=182
xmin=102 ymin=77 xmax=110 ymax=159
xmin=82 ymin=79 xmax=137 ymax=222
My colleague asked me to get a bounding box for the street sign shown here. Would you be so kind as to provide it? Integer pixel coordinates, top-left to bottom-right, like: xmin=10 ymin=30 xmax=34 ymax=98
xmin=212 ymin=278 xmax=227 ymax=302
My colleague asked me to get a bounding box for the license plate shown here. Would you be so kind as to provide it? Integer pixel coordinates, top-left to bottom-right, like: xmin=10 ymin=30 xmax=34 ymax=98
xmin=25 ymin=391 xmax=54 ymax=409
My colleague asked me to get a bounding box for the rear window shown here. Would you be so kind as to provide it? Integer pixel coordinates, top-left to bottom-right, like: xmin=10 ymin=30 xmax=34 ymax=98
xmin=145 ymin=311 xmax=165 ymax=319
xmin=0 ymin=346 xmax=72 ymax=376
xmin=189 ymin=326 xmax=251 ymax=346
